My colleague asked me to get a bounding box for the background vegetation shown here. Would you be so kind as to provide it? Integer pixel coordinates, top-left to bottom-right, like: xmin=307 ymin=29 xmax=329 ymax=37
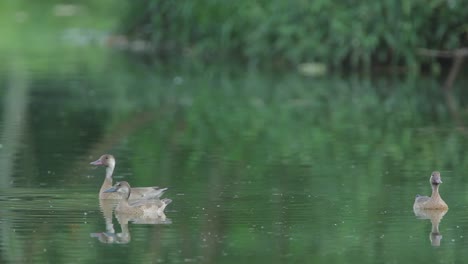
xmin=120 ymin=0 xmax=468 ymax=70
xmin=2 ymin=1 xmax=468 ymax=263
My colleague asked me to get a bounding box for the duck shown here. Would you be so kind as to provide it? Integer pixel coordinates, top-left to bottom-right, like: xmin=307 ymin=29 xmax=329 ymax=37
xmin=413 ymin=171 xmax=448 ymax=210
xmin=104 ymin=181 xmax=172 ymax=217
xmin=90 ymin=154 xmax=167 ymax=200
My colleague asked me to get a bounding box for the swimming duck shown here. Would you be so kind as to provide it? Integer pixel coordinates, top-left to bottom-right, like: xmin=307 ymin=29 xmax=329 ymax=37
xmin=104 ymin=181 xmax=172 ymax=217
xmin=90 ymin=154 xmax=167 ymax=199
xmin=413 ymin=171 xmax=448 ymax=210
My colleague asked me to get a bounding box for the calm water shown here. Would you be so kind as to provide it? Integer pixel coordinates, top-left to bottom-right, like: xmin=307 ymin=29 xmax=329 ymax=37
xmin=2 ymin=2 xmax=468 ymax=264
xmin=1 ymin=60 xmax=468 ymax=264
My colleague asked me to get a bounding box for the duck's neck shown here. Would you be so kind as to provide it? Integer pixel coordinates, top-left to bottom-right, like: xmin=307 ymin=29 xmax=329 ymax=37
xmin=117 ymin=192 xmax=132 ymax=210
xmin=124 ymin=191 xmax=131 ymax=204
xmin=105 ymin=164 xmax=114 ymax=179
xmin=431 ymin=184 xmax=441 ymax=199
xmin=431 ymin=221 xmax=440 ymax=234
xmin=100 ymin=165 xmax=115 ymax=193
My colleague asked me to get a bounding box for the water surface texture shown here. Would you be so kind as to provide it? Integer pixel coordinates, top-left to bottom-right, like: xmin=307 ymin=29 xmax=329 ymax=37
xmin=1 ymin=3 xmax=468 ymax=264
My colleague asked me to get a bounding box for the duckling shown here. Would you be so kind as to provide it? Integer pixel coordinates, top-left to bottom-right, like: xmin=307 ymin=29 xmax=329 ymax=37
xmin=413 ymin=171 xmax=448 ymax=210
xmin=104 ymin=181 xmax=172 ymax=217
xmin=90 ymin=154 xmax=167 ymax=199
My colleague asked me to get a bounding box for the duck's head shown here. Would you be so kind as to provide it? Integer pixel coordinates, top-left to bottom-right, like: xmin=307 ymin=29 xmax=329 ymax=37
xmin=104 ymin=181 xmax=131 ymax=198
xmin=90 ymin=154 xmax=116 ymax=168
xmin=430 ymin=171 xmax=442 ymax=186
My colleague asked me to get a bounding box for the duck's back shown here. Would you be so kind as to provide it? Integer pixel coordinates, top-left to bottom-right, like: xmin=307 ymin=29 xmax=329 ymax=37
xmin=100 ymin=187 xmax=167 ymax=200
xmin=414 ymin=195 xmax=430 ymax=203
xmin=413 ymin=195 xmax=448 ymax=210
xmin=130 ymin=187 xmax=168 ymax=199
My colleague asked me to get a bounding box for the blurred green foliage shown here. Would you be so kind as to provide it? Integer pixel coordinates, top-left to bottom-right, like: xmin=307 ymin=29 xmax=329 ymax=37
xmin=120 ymin=0 xmax=468 ymax=70
xmin=0 ymin=0 xmax=127 ymax=74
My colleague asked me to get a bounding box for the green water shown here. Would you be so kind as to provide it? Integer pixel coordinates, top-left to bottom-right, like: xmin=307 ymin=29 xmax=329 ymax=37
xmin=2 ymin=1 xmax=468 ymax=264
xmin=1 ymin=58 xmax=467 ymax=264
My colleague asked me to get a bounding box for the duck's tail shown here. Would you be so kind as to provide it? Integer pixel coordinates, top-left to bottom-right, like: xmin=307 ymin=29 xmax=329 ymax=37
xmin=157 ymin=198 xmax=172 ymax=216
xmin=162 ymin=198 xmax=172 ymax=205
xmin=143 ymin=187 xmax=168 ymax=199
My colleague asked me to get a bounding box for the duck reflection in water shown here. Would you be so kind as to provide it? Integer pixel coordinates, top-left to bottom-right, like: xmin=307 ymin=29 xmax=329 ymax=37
xmin=90 ymin=199 xmax=130 ymax=244
xmin=90 ymin=221 xmax=131 ymax=244
xmin=413 ymin=171 xmax=448 ymax=246
xmin=414 ymin=208 xmax=447 ymax=246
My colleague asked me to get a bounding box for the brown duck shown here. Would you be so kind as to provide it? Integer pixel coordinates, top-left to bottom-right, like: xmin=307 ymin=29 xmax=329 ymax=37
xmin=104 ymin=181 xmax=172 ymax=217
xmin=90 ymin=154 xmax=167 ymax=200
xmin=413 ymin=171 xmax=448 ymax=210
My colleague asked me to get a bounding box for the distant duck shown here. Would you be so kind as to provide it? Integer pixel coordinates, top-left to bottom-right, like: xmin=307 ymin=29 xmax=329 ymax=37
xmin=104 ymin=181 xmax=172 ymax=217
xmin=413 ymin=171 xmax=448 ymax=210
xmin=90 ymin=154 xmax=167 ymax=200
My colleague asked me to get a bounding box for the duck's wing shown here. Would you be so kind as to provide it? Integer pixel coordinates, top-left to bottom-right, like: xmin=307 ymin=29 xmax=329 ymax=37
xmin=414 ymin=195 xmax=430 ymax=203
xmin=129 ymin=198 xmax=165 ymax=208
xmin=129 ymin=187 xmax=168 ymax=199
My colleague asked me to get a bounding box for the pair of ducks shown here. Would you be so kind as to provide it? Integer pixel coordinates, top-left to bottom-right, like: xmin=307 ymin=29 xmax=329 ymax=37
xmin=90 ymin=154 xmax=171 ymax=216
xmin=413 ymin=171 xmax=448 ymax=210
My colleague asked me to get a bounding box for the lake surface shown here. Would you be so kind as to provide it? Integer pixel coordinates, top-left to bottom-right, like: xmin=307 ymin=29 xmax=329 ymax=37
xmin=1 ymin=57 xmax=468 ymax=264
xmin=2 ymin=2 xmax=468 ymax=263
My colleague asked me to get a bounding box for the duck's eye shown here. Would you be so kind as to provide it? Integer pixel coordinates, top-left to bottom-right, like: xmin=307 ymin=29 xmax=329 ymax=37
xmin=105 ymin=157 xmax=108 ymax=160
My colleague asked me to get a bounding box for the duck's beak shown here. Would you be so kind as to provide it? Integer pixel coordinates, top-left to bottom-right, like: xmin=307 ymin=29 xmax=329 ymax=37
xmin=432 ymin=178 xmax=442 ymax=185
xmin=90 ymin=159 xmax=103 ymax=166
xmin=104 ymin=187 xmax=118 ymax=193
